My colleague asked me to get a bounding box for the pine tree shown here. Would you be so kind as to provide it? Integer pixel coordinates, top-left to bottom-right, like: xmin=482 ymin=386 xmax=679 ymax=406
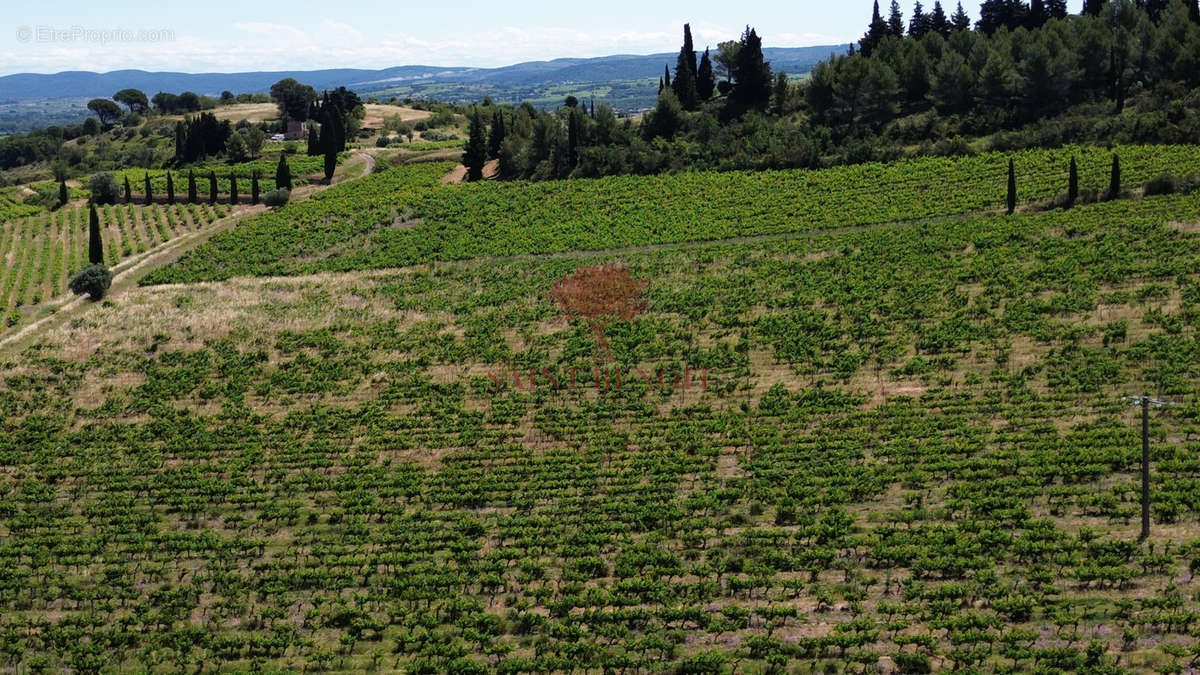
xmin=1006 ymin=158 xmax=1017 ymax=215
xmin=61 ymin=179 xmax=70 ymax=207
xmin=276 ymin=154 xmax=292 ymax=191
xmin=930 ymin=1 xmax=951 ymax=34
xmin=1108 ymin=154 xmax=1121 ymax=200
xmin=888 ymin=0 xmax=906 ymax=36
xmin=88 ymin=203 xmax=103 ymax=264
xmin=251 ymin=171 xmax=260 ymax=205
xmin=122 ymin=177 xmax=130 ymax=204
xmin=1082 ymin=0 xmax=1106 ymax=16
xmin=488 ymin=108 xmax=506 ymax=159
xmin=1047 ymin=0 xmax=1068 ymax=18
xmin=1068 ymin=156 xmax=1078 ymax=207
xmin=209 ymin=171 xmax=217 ymax=204
xmin=230 ymin=172 xmax=238 ymax=205
xmin=697 ymin=48 xmax=716 ymax=101
xmin=672 ymin=24 xmax=699 ymax=110
xmin=166 ymin=172 xmax=175 ymax=205
xmin=910 ymin=1 xmax=931 ymax=37
xmin=188 ymin=170 xmax=197 ymax=203
xmin=144 ymin=173 xmax=152 ymax=206
xmin=951 ymin=1 xmax=972 ymax=29
xmin=463 ymin=107 xmax=488 ymax=181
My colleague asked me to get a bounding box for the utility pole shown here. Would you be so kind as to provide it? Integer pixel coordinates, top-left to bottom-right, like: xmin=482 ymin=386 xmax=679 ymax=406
xmin=1124 ymin=395 xmax=1177 ymax=543
xmin=1140 ymin=395 xmax=1150 ymax=542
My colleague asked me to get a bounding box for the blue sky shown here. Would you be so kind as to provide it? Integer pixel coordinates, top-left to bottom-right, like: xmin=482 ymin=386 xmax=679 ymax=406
xmin=2 ymin=1 xmax=1083 ymax=75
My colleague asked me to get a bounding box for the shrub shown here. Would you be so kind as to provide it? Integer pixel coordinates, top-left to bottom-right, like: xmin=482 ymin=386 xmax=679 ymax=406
xmin=375 ymin=135 xmax=392 ymax=147
xmin=263 ymin=188 xmax=290 ymax=208
xmin=88 ymin=172 xmax=120 ymax=205
xmin=1144 ymin=173 xmax=1178 ymax=196
xmin=69 ymin=264 xmax=113 ymax=301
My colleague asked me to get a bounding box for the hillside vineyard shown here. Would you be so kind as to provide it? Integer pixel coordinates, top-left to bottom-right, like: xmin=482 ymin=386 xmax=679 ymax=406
xmin=3 ymin=158 xmax=1200 ymax=670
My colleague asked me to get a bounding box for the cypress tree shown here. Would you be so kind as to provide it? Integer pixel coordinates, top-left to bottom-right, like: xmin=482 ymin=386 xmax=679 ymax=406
xmin=1108 ymin=154 xmax=1121 ymax=200
xmin=230 ymin=171 xmax=238 ymax=205
xmin=463 ymin=108 xmax=488 ymax=182
xmin=188 ymin=170 xmax=197 ymax=203
xmin=567 ymin=109 xmax=580 ymax=167
xmin=61 ymin=179 xmax=70 ymax=207
xmin=324 ymin=143 xmax=337 ymax=182
xmin=488 ymin=108 xmax=506 ymax=159
xmin=1068 ymin=157 xmax=1078 ymax=207
xmin=144 ymin=173 xmax=152 ymax=206
xmin=122 ymin=177 xmax=130 ymax=204
xmin=1006 ymin=159 xmax=1017 ymax=215
xmin=1029 ymin=0 xmax=1048 ymax=27
xmin=88 ymin=203 xmax=103 ymax=264
xmin=276 ymin=154 xmax=292 ymax=191
xmin=697 ymin=48 xmax=716 ymax=101
xmin=672 ymin=24 xmax=699 ymax=110
xmin=663 ymin=64 xmax=671 ymax=89
xmin=209 ymin=171 xmax=217 ymax=204
xmin=166 ymin=172 xmax=175 ymax=205
xmin=174 ymin=122 xmax=185 ymax=160
xmin=251 ymin=171 xmax=260 ymax=205
xmin=307 ymin=124 xmax=320 ymax=156
xmin=861 ymin=0 xmax=890 ymax=55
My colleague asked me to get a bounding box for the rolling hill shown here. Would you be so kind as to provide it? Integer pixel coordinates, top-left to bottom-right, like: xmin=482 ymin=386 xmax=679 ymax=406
xmin=0 ymin=45 xmax=846 ymax=132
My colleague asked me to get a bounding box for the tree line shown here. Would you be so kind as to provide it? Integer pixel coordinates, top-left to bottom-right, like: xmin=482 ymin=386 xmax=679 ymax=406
xmin=460 ymin=0 xmax=1200 ymax=182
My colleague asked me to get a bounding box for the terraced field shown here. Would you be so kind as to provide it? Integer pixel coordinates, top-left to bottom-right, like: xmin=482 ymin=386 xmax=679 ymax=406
xmin=0 ymin=202 xmax=229 ymax=327
xmin=2 ymin=169 xmax=1200 ymax=671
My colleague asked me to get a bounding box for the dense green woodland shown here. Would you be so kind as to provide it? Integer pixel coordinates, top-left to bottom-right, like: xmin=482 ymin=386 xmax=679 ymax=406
xmin=455 ymin=0 xmax=1200 ymax=181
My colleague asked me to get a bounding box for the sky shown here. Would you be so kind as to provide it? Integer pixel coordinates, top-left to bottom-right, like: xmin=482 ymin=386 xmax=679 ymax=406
xmin=1 ymin=0 xmax=1083 ymax=76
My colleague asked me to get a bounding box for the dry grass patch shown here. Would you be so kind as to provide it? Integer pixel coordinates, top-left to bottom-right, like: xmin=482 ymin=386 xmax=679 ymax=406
xmin=360 ymin=104 xmax=431 ymax=130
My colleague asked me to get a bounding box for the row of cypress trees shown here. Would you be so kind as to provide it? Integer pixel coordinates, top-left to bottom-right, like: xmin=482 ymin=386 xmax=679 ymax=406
xmin=108 ymin=166 xmax=278 ymax=206
xmin=1005 ymin=154 xmax=1123 ymax=215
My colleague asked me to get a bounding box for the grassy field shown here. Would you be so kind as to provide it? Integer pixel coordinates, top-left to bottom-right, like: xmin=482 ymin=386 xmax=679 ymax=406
xmin=1 ymin=146 xmax=1199 ymax=671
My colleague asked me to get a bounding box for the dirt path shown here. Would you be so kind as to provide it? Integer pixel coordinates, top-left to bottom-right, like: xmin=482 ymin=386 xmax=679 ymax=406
xmin=442 ymin=159 xmax=498 ymax=184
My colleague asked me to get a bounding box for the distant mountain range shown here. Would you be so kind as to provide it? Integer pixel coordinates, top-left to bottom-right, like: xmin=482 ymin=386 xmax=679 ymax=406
xmin=0 ymin=45 xmax=847 ymax=134
xmin=0 ymin=45 xmax=845 ymax=102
